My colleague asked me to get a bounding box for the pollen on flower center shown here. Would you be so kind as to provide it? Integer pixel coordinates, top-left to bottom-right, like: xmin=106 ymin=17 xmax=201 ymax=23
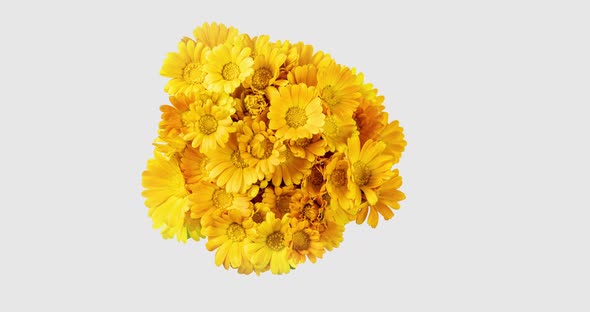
xmin=198 ymin=114 xmax=218 ymax=135
xmin=266 ymin=232 xmax=285 ymax=251
xmin=352 ymin=161 xmax=371 ymax=186
xmin=213 ymin=189 xmax=234 ymax=209
xmin=320 ymin=85 xmax=338 ymax=106
xmin=183 ymin=63 xmax=206 ymax=83
xmin=226 ymin=222 xmax=246 ymax=241
xmin=285 ymin=107 xmax=307 ymax=128
xmin=292 ymin=231 xmax=311 ymax=251
xmin=330 ymin=168 xmax=347 ymax=186
xmin=251 ymin=136 xmax=273 ymax=159
xmin=252 ymin=67 xmax=273 ymax=90
xmin=230 ymin=150 xmax=249 ymax=168
xmin=303 ymin=203 xmax=318 ymax=220
xmin=252 ymin=211 xmax=264 ymax=223
xmin=222 ymin=62 xmax=240 ymax=80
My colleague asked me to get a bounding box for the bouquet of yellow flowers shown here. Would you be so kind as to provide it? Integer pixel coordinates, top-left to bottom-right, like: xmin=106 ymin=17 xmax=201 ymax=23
xmin=142 ymin=22 xmax=407 ymax=275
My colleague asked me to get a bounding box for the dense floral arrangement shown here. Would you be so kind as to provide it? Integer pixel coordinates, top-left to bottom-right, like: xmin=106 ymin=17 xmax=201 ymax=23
xmin=142 ymin=22 xmax=407 ymax=275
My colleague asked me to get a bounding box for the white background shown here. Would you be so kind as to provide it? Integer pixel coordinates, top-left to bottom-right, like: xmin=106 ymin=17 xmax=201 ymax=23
xmin=1 ymin=0 xmax=589 ymax=311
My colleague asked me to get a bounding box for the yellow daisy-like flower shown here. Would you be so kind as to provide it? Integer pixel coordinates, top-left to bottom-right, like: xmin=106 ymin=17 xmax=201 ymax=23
xmin=204 ymin=44 xmax=254 ymax=93
xmin=238 ymin=119 xmax=285 ymax=181
xmin=317 ymin=63 xmax=361 ymax=118
xmin=347 ymin=135 xmax=395 ymax=205
xmin=189 ymin=181 xmax=252 ymax=224
xmin=321 ymin=114 xmax=358 ymax=153
xmin=180 ymin=146 xmax=211 ymax=190
xmin=356 ymin=170 xmax=405 ymax=228
xmin=288 ymin=133 xmax=327 ymax=162
xmin=267 ymin=84 xmax=325 ymax=140
xmin=202 ymin=209 xmax=256 ymax=273
xmin=206 ymin=135 xmax=258 ymax=194
xmin=244 ymin=47 xmax=287 ymax=91
xmin=271 ymin=147 xmax=312 ymax=186
xmin=194 ymin=22 xmax=239 ymax=48
xmin=245 ymin=212 xmax=292 ymax=274
xmin=379 ymin=119 xmax=407 ymax=164
xmin=287 ymin=64 xmax=319 ymax=86
xmin=181 ymin=101 xmax=236 ymax=153
xmin=160 ymin=39 xmax=210 ymax=96
xmin=159 ymin=94 xmax=194 ymax=138
xmin=288 ymin=219 xmax=325 ymax=265
xmin=355 ymin=96 xmax=387 ymax=145
xmin=141 ymin=152 xmax=195 ymax=242
xmin=324 ymin=152 xmax=357 ymax=213
xmin=318 ymin=220 xmax=345 ymax=252
xmin=262 ymin=185 xmax=300 ymax=219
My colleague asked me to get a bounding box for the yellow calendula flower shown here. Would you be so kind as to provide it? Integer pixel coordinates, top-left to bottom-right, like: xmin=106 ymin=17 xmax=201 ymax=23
xmin=356 ymin=170 xmax=405 ymax=228
xmin=317 ymin=62 xmax=362 ymax=118
xmin=204 ymin=44 xmax=254 ymax=93
xmin=143 ymin=22 xmax=407 ymax=275
xmin=141 ymin=152 xmax=199 ymax=242
xmin=194 ymin=22 xmax=239 ymax=48
xmin=347 ymin=135 xmax=396 ymax=205
xmin=245 ymin=212 xmax=292 ymax=274
xmin=160 ymin=39 xmax=210 ymax=96
xmin=267 ymin=84 xmax=325 ymax=140
xmin=202 ymin=209 xmax=256 ymax=273
xmin=181 ymin=100 xmax=236 ymax=153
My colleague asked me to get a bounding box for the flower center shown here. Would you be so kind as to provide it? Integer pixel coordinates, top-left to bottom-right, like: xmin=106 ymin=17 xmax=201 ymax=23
xmin=230 ymin=150 xmax=249 ymax=168
xmin=330 ymin=168 xmax=347 ymax=187
xmin=183 ymin=63 xmax=206 ymax=84
xmin=252 ymin=67 xmax=273 ymax=90
xmin=352 ymin=161 xmax=371 ymax=186
xmin=213 ymin=189 xmax=234 ymax=209
xmin=285 ymin=107 xmax=307 ymax=128
xmin=222 ymin=62 xmax=240 ymax=80
xmin=320 ymin=85 xmax=338 ymax=106
xmin=226 ymin=222 xmax=246 ymax=241
xmin=295 ymin=137 xmax=310 ymax=147
xmin=198 ymin=114 xmax=218 ymax=135
xmin=266 ymin=231 xmax=285 ymax=251
xmin=251 ymin=135 xmax=273 ymax=159
xmin=252 ymin=211 xmax=265 ymax=223
xmin=323 ymin=115 xmax=339 ymax=137
xmin=292 ymin=231 xmax=311 ymax=251
xmin=244 ymin=94 xmax=268 ymax=116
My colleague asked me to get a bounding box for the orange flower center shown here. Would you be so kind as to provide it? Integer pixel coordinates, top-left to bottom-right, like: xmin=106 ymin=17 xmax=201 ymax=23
xmin=285 ymin=107 xmax=307 ymax=128
xmin=292 ymin=231 xmax=311 ymax=251
xmin=266 ymin=232 xmax=285 ymax=251
xmin=226 ymin=222 xmax=246 ymax=241
xmin=352 ymin=161 xmax=371 ymax=186
xmin=222 ymin=62 xmax=240 ymax=80
xmin=252 ymin=67 xmax=273 ymax=90
xmin=183 ymin=63 xmax=206 ymax=84
xmin=198 ymin=114 xmax=218 ymax=135
xmin=330 ymin=168 xmax=347 ymax=187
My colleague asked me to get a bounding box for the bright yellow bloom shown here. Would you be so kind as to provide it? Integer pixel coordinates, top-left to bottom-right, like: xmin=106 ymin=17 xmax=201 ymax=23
xmin=160 ymin=39 xmax=210 ymax=96
xmin=202 ymin=209 xmax=256 ymax=273
xmin=245 ymin=212 xmax=292 ymax=274
xmin=379 ymin=119 xmax=407 ymax=164
xmin=141 ymin=152 xmax=199 ymax=242
xmin=206 ymin=135 xmax=258 ymax=194
xmin=238 ymin=119 xmax=285 ymax=181
xmin=271 ymin=147 xmax=312 ymax=186
xmin=317 ymin=63 xmax=361 ymax=118
xmin=180 ymin=146 xmax=211 ymax=190
xmin=288 ymin=219 xmax=324 ymax=265
xmin=318 ymin=220 xmax=345 ymax=251
xmin=288 ymin=133 xmax=326 ymax=162
xmin=324 ymin=153 xmax=357 ymax=214
xmin=204 ymin=44 xmax=254 ymax=93
xmin=181 ymin=101 xmax=236 ymax=153
xmin=189 ymin=181 xmax=252 ymax=223
xmin=321 ymin=114 xmax=358 ymax=152
xmin=287 ymin=64 xmax=319 ymax=86
xmin=347 ymin=135 xmax=395 ymax=205
xmin=244 ymin=47 xmax=287 ymax=91
xmin=355 ymin=96 xmax=387 ymax=145
xmin=356 ymin=170 xmax=405 ymax=228
xmin=194 ymin=22 xmax=239 ymax=48
xmin=267 ymin=84 xmax=325 ymax=140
